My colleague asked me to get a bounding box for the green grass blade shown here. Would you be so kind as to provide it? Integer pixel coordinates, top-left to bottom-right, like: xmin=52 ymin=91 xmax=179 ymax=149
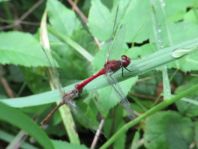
xmin=0 ymin=130 xmax=37 ymax=149
xmin=0 ymin=37 xmax=198 ymax=108
xmin=40 ymin=11 xmax=80 ymax=144
xmin=0 ymin=102 xmax=54 ymax=149
xmin=150 ymin=0 xmax=172 ymax=99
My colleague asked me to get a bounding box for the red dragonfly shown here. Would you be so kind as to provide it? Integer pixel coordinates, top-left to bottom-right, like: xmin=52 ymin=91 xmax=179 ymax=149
xmin=41 ymin=2 xmax=135 ymax=126
xmin=41 ymin=55 xmax=134 ymax=125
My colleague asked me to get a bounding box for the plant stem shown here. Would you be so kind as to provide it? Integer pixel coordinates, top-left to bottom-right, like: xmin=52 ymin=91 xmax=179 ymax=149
xmin=100 ymin=83 xmax=198 ymax=149
xmin=150 ymin=0 xmax=172 ymax=99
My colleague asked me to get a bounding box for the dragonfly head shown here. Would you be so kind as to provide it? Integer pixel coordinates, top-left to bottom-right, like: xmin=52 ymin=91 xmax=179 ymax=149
xmin=121 ymin=55 xmax=131 ymax=67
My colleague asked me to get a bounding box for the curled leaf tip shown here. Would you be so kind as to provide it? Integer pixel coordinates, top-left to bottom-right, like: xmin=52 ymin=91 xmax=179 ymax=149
xmin=172 ymin=47 xmax=198 ymax=58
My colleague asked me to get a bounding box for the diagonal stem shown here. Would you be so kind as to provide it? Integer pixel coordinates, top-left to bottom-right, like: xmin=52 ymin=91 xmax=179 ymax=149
xmin=100 ymin=83 xmax=198 ymax=149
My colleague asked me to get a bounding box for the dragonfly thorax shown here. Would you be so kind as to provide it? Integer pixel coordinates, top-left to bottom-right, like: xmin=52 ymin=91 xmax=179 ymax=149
xmin=104 ymin=55 xmax=131 ymax=73
xmin=121 ymin=55 xmax=131 ymax=68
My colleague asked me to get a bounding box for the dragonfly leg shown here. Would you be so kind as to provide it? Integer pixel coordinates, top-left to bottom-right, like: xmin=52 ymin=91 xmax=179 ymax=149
xmin=124 ymin=67 xmax=132 ymax=72
xmin=122 ymin=67 xmax=124 ymax=77
xmin=122 ymin=67 xmax=132 ymax=77
xmin=40 ymin=101 xmax=64 ymax=126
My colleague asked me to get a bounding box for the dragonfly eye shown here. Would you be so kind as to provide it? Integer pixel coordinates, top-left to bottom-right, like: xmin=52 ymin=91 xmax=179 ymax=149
xmin=121 ymin=55 xmax=131 ymax=67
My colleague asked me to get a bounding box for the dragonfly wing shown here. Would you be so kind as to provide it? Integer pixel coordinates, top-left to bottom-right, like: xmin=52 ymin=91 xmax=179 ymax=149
xmin=43 ymin=49 xmax=65 ymax=97
xmin=105 ymin=73 xmax=135 ymax=119
xmin=106 ymin=5 xmax=120 ymax=62
xmin=42 ymin=40 xmax=79 ymax=122
xmin=106 ymin=1 xmax=132 ymax=62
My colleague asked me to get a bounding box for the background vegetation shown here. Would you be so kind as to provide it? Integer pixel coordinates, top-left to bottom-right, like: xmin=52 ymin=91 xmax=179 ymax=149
xmin=0 ymin=0 xmax=198 ymax=149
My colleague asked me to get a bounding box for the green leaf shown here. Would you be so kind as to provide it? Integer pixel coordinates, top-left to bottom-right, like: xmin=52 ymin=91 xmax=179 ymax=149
xmin=169 ymin=22 xmax=198 ymax=44
xmin=103 ymin=106 xmax=126 ymax=148
xmin=122 ymin=0 xmax=152 ymax=42
xmin=195 ymin=122 xmax=198 ymax=147
xmin=0 ymin=31 xmax=52 ymax=67
xmin=88 ymin=0 xmax=113 ymax=41
xmin=127 ymin=43 xmax=156 ymax=59
xmin=88 ymin=0 xmax=152 ymax=43
xmin=165 ymin=0 xmax=194 ymax=22
xmin=47 ymin=0 xmax=81 ymax=36
xmin=175 ymin=78 xmax=198 ymax=117
xmin=0 ymin=102 xmax=53 ymax=149
xmin=184 ymin=9 xmax=198 ymax=24
xmin=168 ymin=47 xmax=198 ymax=72
xmin=150 ymin=0 xmax=198 ymax=72
xmin=177 ymin=97 xmax=198 ymax=117
xmin=112 ymin=107 xmax=126 ymax=149
xmin=144 ymin=111 xmax=194 ymax=149
xmin=71 ymin=100 xmax=98 ymax=130
xmin=130 ymin=130 xmax=141 ymax=149
xmin=52 ymin=140 xmax=88 ymax=149
xmin=0 ymin=0 xmax=9 ymax=2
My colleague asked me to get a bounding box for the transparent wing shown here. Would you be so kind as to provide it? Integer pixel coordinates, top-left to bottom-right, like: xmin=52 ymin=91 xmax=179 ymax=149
xmin=43 ymin=49 xmax=65 ymax=97
xmin=106 ymin=5 xmax=120 ymax=62
xmin=101 ymin=1 xmax=135 ymax=120
xmin=105 ymin=73 xmax=136 ymax=120
xmin=41 ymin=49 xmax=74 ymax=125
xmin=106 ymin=1 xmax=132 ymax=62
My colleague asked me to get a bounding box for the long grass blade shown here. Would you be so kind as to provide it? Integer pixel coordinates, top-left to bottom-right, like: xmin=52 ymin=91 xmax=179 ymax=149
xmin=40 ymin=10 xmax=80 ymax=144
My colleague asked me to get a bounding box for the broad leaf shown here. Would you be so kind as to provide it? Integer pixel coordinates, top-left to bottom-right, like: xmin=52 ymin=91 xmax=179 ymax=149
xmin=122 ymin=0 xmax=152 ymax=42
xmin=165 ymin=0 xmax=195 ymax=22
xmin=88 ymin=0 xmax=113 ymax=41
xmin=47 ymin=0 xmax=81 ymax=36
xmin=0 ymin=31 xmax=52 ymax=67
xmin=144 ymin=111 xmax=194 ymax=149
xmin=127 ymin=43 xmax=156 ymax=59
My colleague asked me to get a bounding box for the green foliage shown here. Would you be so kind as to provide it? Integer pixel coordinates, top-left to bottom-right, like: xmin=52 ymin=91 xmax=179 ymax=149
xmin=144 ymin=111 xmax=194 ymax=149
xmin=0 ymin=31 xmax=51 ymax=67
xmin=195 ymin=122 xmax=198 ymax=147
xmin=176 ymin=78 xmax=198 ymax=117
xmin=0 ymin=0 xmax=198 ymax=148
xmin=0 ymin=102 xmax=53 ymax=149
xmin=52 ymin=140 xmax=88 ymax=149
xmin=46 ymin=0 xmax=95 ymax=82
xmin=47 ymin=0 xmax=81 ymax=36
xmin=88 ymin=0 xmax=113 ymax=41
